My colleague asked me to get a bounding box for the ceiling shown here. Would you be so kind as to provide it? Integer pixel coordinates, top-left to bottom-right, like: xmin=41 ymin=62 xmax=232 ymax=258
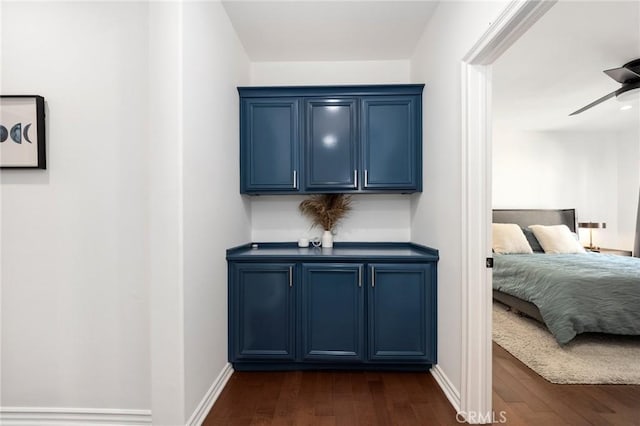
xmin=221 ymin=1 xmax=438 ymax=61
xmin=222 ymin=1 xmax=639 ymax=132
xmin=493 ymin=0 xmax=640 ymax=133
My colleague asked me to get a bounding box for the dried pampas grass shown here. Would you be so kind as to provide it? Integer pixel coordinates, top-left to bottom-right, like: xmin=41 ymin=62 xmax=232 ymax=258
xmin=298 ymin=194 xmax=352 ymax=232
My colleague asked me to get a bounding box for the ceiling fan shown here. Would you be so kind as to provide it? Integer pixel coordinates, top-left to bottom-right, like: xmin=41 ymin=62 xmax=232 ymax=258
xmin=570 ymin=58 xmax=640 ymax=116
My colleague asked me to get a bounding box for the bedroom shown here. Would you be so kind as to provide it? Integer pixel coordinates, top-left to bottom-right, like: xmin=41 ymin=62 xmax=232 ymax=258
xmin=492 ymin=0 xmax=640 ymax=252
xmin=490 ymin=0 xmax=640 ymax=418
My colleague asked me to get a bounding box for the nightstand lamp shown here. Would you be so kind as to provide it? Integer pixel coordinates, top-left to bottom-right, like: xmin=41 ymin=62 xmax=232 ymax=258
xmin=578 ymin=221 xmax=606 ymax=250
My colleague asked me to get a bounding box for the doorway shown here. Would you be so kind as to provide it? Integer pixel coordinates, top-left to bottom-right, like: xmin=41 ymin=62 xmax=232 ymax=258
xmin=459 ymin=0 xmax=556 ymax=422
xmin=463 ymin=0 xmax=640 ymax=423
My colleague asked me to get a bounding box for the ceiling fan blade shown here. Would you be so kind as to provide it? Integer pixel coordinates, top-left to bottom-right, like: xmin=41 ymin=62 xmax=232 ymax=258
xmin=604 ymin=66 xmax=640 ymax=83
xmin=569 ymin=90 xmax=617 ymax=116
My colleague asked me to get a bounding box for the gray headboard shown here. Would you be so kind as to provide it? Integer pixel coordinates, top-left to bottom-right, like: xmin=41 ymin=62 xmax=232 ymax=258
xmin=492 ymin=209 xmax=577 ymax=232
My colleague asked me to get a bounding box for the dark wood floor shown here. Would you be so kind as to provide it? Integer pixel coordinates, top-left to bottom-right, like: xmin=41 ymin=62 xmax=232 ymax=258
xmin=493 ymin=343 xmax=640 ymax=425
xmin=205 ymin=345 xmax=640 ymax=425
xmin=203 ymin=369 xmax=458 ymax=425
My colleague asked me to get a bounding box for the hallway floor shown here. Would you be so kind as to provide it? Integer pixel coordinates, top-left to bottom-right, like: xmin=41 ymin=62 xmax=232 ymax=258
xmin=204 ymin=368 xmax=457 ymax=425
xmin=205 ymin=344 xmax=640 ymax=425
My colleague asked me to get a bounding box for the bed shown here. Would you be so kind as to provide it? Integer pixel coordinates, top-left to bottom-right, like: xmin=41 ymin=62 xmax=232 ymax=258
xmin=492 ymin=208 xmax=640 ymax=344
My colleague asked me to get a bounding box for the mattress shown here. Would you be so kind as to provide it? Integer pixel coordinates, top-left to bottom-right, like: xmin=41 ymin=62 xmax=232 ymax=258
xmin=493 ymin=253 xmax=640 ymax=344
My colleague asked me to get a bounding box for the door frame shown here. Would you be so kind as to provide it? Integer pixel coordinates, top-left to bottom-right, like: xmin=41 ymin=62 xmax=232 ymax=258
xmin=459 ymin=0 xmax=556 ymax=422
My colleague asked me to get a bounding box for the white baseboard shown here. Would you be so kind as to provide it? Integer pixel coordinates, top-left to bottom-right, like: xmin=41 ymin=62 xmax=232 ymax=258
xmin=0 ymin=407 xmax=152 ymax=425
xmin=186 ymin=362 xmax=234 ymax=426
xmin=0 ymin=363 xmax=234 ymax=426
xmin=431 ymin=364 xmax=461 ymax=413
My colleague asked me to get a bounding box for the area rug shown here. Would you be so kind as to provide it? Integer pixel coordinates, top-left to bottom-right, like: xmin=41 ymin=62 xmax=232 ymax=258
xmin=492 ymin=303 xmax=640 ymax=384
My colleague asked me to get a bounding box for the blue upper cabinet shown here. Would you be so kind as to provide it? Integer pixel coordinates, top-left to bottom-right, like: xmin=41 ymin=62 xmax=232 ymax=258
xmin=240 ymin=98 xmax=300 ymax=193
xmin=238 ymin=85 xmax=423 ymax=194
xmin=304 ymin=99 xmax=358 ymax=191
xmin=361 ymin=96 xmax=421 ymax=191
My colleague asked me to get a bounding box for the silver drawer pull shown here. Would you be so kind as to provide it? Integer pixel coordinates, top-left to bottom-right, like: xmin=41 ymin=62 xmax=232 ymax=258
xmin=364 ymin=169 xmax=368 ymax=187
xmin=358 ymin=267 xmax=362 ymax=287
xmin=293 ymin=170 xmax=298 ymax=189
xmin=354 ymin=170 xmax=358 ymax=188
xmin=289 ymin=266 xmax=293 ymax=287
xmin=371 ymin=266 xmax=375 ymax=287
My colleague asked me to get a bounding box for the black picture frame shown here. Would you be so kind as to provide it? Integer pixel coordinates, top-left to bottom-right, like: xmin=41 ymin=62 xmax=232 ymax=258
xmin=0 ymin=95 xmax=46 ymax=169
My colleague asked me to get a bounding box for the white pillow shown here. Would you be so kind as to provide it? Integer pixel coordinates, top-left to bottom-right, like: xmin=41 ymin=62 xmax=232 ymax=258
xmin=492 ymin=223 xmax=533 ymax=254
xmin=528 ymin=225 xmax=586 ymax=254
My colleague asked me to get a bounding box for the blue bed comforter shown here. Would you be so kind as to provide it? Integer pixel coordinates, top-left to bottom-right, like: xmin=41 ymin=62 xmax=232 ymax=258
xmin=493 ymin=253 xmax=640 ymax=344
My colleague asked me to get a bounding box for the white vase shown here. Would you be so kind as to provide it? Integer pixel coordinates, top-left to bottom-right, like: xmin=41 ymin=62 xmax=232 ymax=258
xmin=321 ymin=230 xmax=333 ymax=248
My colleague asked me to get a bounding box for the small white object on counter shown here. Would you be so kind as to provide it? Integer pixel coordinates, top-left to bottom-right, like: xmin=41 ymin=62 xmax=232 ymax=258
xmin=321 ymin=230 xmax=333 ymax=248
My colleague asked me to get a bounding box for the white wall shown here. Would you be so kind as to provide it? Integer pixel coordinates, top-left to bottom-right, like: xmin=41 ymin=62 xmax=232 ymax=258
xmin=148 ymin=2 xmax=251 ymax=424
xmin=617 ymin=129 xmax=640 ymax=250
xmin=250 ymin=60 xmax=412 ymax=242
xmin=493 ymin=127 xmax=640 ymax=250
xmin=1 ymin=2 xmax=251 ymax=424
xmin=251 ymin=195 xmax=410 ymax=242
xmin=182 ymin=1 xmax=251 ymax=421
xmin=410 ymin=0 xmax=509 ymax=398
xmin=251 ymin=60 xmax=410 ymax=86
xmin=148 ymin=1 xmax=185 ymax=424
xmin=1 ymin=0 xmax=150 ymax=411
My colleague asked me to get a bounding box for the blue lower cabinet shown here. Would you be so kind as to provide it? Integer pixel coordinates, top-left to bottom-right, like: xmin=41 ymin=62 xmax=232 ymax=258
xmin=301 ymin=263 xmax=364 ymax=361
xmin=230 ymin=263 xmax=295 ymax=361
xmin=368 ymin=264 xmax=436 ymax=363
xmin=227 ymin=242 xmax=438 ymax=370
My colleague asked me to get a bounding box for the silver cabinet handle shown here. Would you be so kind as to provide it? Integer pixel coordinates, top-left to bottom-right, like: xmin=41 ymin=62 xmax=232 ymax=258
xmin=358 ymin=266 xmax=362 ymax=287
xmin=289 ymin=266 xmax=293 ymax=287
xmin=371 ymin=266 xmax=375 ymax=287
xmin=293 ymin=170 xmax=298 ymax=189
xmin=354 ymin=170 xmax=358 ymax=188
xmin=364 ymin=169 xmax=368 ymax=187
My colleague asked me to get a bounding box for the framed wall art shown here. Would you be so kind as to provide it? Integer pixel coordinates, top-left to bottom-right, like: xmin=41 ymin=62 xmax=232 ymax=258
xmin=0 ymin=95 xmax=46 ymax=169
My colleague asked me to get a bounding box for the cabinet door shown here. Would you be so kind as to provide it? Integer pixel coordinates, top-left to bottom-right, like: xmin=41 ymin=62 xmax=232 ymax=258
xmin=241 ymin=98 xmax=299 ymax=193
xmin=361 ymin=96 xmax=421 ymax=191
xmin=301 ymin=263 xmax=364 ymax=361
xmin=230 ymin=263 xmax=295 ymax=360
xmin=368 ymin=263 xmax=435 ymax=362
xmin=304 ymin=99 xmax=358 ymax=191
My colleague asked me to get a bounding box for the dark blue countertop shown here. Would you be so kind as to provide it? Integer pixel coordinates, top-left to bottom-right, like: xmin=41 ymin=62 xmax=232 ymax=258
xmin=226 ymin=242 xmax=439 ymax=262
